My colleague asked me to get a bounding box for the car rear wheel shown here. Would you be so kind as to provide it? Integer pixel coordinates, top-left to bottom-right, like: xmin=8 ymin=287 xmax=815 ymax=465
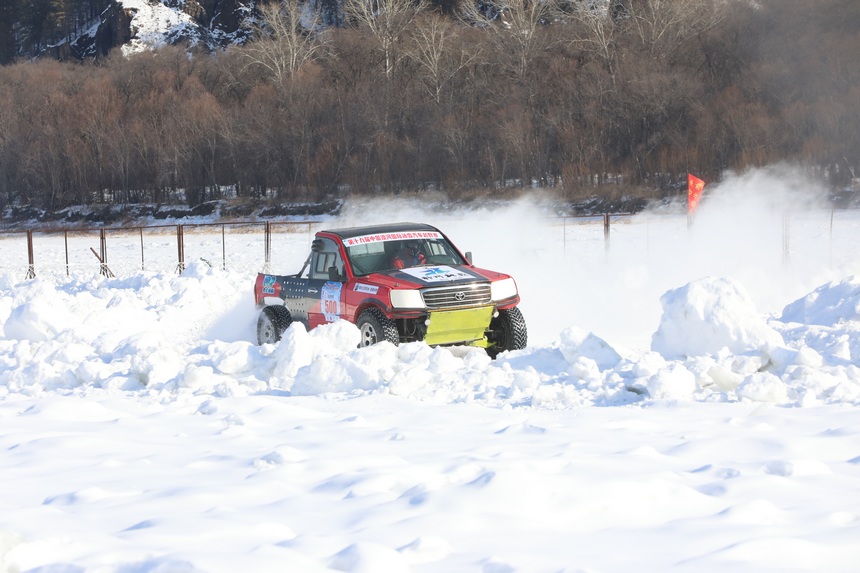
xmin=357 ymin=308 xmax=400 ymax=347
xmin=487 ymin=307 xmax=528 ymax=358
xmin=257 ymin=305 xmax=293 ymax=345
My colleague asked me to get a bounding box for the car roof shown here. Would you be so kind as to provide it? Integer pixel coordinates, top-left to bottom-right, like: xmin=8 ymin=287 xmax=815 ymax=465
xmin=321 ymin=222 xmax=441 ymax=240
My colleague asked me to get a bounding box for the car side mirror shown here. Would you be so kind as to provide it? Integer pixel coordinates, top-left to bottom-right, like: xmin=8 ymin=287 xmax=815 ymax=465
xmin=465 ymin=251 xmax=473 ymax=265
xmin=328 ymin=266 xmax=343 ymax=281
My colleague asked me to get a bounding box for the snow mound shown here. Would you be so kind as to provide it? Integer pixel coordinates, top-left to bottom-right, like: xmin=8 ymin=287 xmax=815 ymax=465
xmin=645 ymin=363 xmax=697 ymax=399
xmin=780 ymin=276 xmax=860 ymax=325
xmin=1 ymin=267 xmax=860 ymax=407
xmin=329 ymin=542 xmax=411 ymax=573
xmin=559 ymin=326 xmax=621 ymax=370
xmin=772 ymin=277 xmax=860 ymax=379
xmin=3 ymin=291 xmax=76 ymax=341
xmin=651 ymin=277 xmax=785 ymax=359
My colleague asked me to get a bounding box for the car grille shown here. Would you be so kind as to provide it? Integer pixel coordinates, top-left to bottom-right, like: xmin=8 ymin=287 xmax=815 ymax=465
xmin=422 ymin=283 xmax=492 ymax=310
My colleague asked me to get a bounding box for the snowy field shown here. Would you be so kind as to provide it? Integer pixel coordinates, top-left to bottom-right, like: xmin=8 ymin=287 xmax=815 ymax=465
xmin=1 ymin=167 xmax=860 ymax=572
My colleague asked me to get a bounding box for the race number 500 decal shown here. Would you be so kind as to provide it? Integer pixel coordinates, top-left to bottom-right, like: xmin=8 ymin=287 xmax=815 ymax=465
xmin=321 ymin=281 xmax=342 ymax=322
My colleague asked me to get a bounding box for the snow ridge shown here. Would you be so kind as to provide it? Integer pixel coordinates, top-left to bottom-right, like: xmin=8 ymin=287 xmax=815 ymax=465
xmin=2 ymin=262 xmax=858 ymax=407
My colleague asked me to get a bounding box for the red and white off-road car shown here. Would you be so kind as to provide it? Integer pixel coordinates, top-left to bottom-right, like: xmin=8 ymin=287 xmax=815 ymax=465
xmin=253 ymin=222 xmax=527 ymax=357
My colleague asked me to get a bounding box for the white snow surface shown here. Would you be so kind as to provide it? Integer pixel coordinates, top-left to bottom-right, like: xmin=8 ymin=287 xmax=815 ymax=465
xmin=119 ymin=0 xmax=208 ymax=56
xmin=2 ymin=167 xmax=860 ymax=572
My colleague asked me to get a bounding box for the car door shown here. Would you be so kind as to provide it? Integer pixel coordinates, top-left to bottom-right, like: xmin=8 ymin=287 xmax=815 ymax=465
xmin=306 ymin=238 xmax=346 ymax=329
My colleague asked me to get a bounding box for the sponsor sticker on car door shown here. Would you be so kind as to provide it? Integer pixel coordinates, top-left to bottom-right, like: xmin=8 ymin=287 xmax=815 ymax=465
xmin=321 ymin=281 xmax=342 ymax=322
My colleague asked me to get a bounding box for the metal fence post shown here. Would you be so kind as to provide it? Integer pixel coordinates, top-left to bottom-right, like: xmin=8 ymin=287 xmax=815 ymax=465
xmin=89 ymin=228 xmax=114 ymax=277
xmin=830 ymin=209 xmax=834 ymax=269
xmin=26 ymin=230 xmax=35 ymax=279
xmin=139 ymin=227 xmax=145 ymax=271
xmin=100 ymin=228 xmax=115 ymax=277
xmin=603 ymin=213 xmax=611 ymax=251
xmin=64 ymin=230 xmax=70 ymax=276
xmin=100 ymin=228 xmax=107 ymax=276
xmin=176 ymin=224 xmax=186 ymax=273
xmin=263 ymin=221 xmax=272 ymax=273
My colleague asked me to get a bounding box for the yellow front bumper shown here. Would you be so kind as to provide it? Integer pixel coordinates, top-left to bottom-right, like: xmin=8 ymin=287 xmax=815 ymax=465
xmin=423 ymin=306 xmax=494 ymax=347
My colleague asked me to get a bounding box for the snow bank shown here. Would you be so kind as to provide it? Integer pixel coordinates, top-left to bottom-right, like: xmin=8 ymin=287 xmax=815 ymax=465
xmin=2 ymin=266 xmax=860 ymax=407
xmin=781 ymin=276 xmax=860 ymax=325
xmin=651 ymin=277 xmax=785 ymax=359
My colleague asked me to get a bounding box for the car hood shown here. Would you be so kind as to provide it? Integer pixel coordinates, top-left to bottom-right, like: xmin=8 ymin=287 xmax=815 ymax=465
xmin=360 ymin=265 xmax=510 ymax=289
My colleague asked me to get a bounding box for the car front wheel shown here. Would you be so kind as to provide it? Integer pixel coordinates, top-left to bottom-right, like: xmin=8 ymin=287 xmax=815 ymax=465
xmin=487 ymin=307 xmax=528 ymax=358
xmin=257 ymin=305 xmax=292 ymax=345
xmin=356 ymin=308 xmax=400 ymax=347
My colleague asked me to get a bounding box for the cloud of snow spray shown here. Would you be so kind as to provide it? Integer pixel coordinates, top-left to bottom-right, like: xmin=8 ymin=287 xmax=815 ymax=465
xmin=332 ymin=165 xmax=851 ymax=352
xmin=4 ymin=167 xmax=860 ymax=408
xmin=666 ymin=164 xmax=837 ymax=314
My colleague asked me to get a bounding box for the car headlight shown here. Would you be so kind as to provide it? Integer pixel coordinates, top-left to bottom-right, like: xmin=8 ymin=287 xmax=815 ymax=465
xmin=390 ymin=289 xmax=425 ymax=309
xmin=491 ymin=278 xmax=518 ymax=301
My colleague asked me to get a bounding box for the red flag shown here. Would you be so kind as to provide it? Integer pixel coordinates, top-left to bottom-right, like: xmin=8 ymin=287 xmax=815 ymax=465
xmin=688 ymin=173 xmax=705 ymax=214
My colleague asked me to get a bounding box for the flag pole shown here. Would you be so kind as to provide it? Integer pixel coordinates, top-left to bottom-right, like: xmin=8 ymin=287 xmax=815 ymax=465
xmin=687 ymin=173 xmax=705 ymax=229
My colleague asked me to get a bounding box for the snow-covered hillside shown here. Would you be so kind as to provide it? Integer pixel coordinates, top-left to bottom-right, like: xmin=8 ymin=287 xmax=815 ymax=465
xmin=61 ymin=0 xmax=252 ymax=59
xmin=119 ymin=0 xmax=213 ymax=55
xmin=1 ymin=167 xmax=860 ymax=572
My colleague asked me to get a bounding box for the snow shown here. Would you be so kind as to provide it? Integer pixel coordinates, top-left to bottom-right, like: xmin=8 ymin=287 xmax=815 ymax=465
xmin=651 ymin=277 xmax=786 ymax=359
xmin=113 ymin=0 xmax=249 ymax=56
xmin=2 ymin=167 xmax=860 ymax=572
xmin=119 ymin=0 xmax=205 ymax=56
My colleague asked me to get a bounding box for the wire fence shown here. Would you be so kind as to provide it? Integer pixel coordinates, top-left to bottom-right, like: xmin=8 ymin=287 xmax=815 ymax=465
xmin=0 ymin=210 xmax=855 ymax=279
xmin=0 ymin=221 xmax=317 ymax=279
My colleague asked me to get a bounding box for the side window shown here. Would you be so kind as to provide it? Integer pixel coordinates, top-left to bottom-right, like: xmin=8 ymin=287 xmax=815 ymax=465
xmin=428 ymin=241 xmax=444 ymax=256
xmin=311 ymin=238 xmax=345 ymax=281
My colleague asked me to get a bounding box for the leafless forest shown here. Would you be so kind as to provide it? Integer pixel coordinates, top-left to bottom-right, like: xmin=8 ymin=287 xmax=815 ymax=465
xmin=1 ymin=0 xmax=858 ymax=213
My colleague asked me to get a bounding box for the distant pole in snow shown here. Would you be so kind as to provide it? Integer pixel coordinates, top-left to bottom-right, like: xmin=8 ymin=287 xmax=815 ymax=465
xmin=263 ymin=222 xmax=272 ymax=273
xmin=782 ymin=212 xmax=790 ymax=263
xmin=89 ymin=230 xmax=115 ymax=278
xmin=26 ymin=230 xmax=35 ymax=279
xmin=176 ymin=225 xmax=186 ymax=273
xmin=830 ymin=209 xmax=835 ymax=268
xmin=64 ymin=230 xmax=70 ymax=276
xmin=96 ymin=229 xmax=115 ymax=277
xmin=100 ymin=229 xmax=107 ymax=275
xmin=603 ymin=213 xmax=610 ymax=250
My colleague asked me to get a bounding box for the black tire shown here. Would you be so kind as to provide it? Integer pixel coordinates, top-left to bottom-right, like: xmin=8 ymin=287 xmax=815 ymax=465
xmin=257 ymin=305 xmax=293 ymax=345
xmin=487 ymin=307 xmax=528 ymax=358
xmin=356 ymin=308 xmax=400 ymax=347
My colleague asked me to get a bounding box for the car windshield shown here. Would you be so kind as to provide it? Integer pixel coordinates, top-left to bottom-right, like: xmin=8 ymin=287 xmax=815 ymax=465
xmin=344 ymin=234 xmax=467 ymax=276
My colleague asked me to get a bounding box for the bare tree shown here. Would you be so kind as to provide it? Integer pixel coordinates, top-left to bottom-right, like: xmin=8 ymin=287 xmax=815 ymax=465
xmin=405 ymin=11 xmax=483 ymax=105
xmin=343 ymin=0 xmax=427 ymax=81
xmin=626 ymin=0 xmax=727 ymax=66
xmin=241 ymin=0 xmax=329 ymax=87
xmin=565 ymin=0 xmax=622 ymax=82
xmin=459 ymin=0 xmax=558 ymax=84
